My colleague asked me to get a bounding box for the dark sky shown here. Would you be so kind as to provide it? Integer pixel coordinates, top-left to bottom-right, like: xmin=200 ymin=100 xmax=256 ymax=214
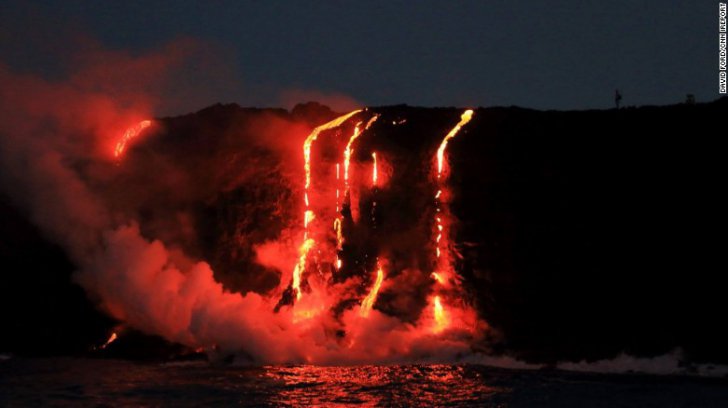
xmin=0 ymin=1 xmax=718 ymax=113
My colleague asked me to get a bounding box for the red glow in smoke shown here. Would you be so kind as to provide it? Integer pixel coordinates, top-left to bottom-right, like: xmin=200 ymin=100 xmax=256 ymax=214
xmin=99 ymin=107 xmax=483 ymax=362
xmin=0 ymin=64 xmax=486 ymax=362
xmin=114 ymin=120 xmax=152 ymax=158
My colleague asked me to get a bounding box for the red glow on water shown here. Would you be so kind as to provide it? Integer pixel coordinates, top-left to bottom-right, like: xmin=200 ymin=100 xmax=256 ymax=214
xmin=263 ymin=365 xmax=503 ymax=406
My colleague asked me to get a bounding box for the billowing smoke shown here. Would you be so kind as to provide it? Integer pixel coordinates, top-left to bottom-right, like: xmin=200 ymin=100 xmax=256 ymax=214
xmin=0 ymin=36 xmax=489 ymax=364
xmin=8 ymin=32 xmax=719 ymax=371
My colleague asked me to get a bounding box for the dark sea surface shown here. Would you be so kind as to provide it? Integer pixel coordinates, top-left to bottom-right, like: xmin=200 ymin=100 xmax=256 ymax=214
xmin=1 ymin=358 xmax=727 ymax=407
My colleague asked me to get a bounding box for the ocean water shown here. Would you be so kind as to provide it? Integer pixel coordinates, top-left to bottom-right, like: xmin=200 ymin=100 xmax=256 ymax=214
xmin=1 ymin=358 xmax=727 ymax=407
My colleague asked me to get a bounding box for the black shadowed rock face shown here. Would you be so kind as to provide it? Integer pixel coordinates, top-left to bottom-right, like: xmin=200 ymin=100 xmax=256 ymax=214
xmin=1 ymin=98 xmax=725 ymax=364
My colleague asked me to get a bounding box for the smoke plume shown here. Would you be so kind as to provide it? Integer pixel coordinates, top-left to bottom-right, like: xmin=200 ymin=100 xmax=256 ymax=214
xmin=0 ymin=37 xmax=487 ymax=364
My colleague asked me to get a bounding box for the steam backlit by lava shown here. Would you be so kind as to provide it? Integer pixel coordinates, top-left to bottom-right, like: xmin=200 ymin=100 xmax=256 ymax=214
xmin=97 ymin=107 xmax=484 ymax=363
xmin=0 ymin=58 xmax=486 ymax=363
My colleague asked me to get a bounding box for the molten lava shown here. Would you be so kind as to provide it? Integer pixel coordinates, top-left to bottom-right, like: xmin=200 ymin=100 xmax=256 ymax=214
xmin=371 ymin=152 xmax=378 ymax=186
xmin=334 ymin=217 xmax=343 ymax=269
xmin=334 ymin=113 xmax=380 ymax=271
xmin=114 ymin=120 xmax=152 ymax=158
xmin=343 ymin=116 xmax=379 ymax=190
xmin=259 ymin=107 xmax=482 ymax=360
xmin=429 ymin=109 xmax=476 ymax=333
xmin=436 ymin=110 xmax=473 ymax=177
xmin=304 ymin=110 xmax=362 ymax=191
xmin=433 ymin=296 xmax=448 ymax=333
xmin=432 ymin=272 xmax=446 ymax=285
xmin=304 ymin=210 xmax=315 ymax=232
xmin=364 ymin=114 xmax=380 ymax=137
xmin=360 ymin=262 xmax=385 ymax=317
xmin=343 ymin=122 xmax=362 ymax=187
xmin=333 ymin=218 xmax=343 ymax=250
xmin=292 ymin=238 xmax=315 ymax=301
xmin=291 ymin=110 xmax=362 ymax=303
xmin=99 ymin=332 xmax=118 ymax=349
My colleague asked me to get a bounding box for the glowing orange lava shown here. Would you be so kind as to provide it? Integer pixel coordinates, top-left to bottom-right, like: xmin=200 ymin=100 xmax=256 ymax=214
xmin=304 ymin=110 xmax=362 ymax=191
xmin=371 ymin=152 xmax=378 ymax=186
xmin=364 ymin=114 xmax=380 ymax=133
xmin=285 ymin=107 xmax=476 ymax=347
xmin=431 ymin=272 xmax=446 ymax=285
xmin=344 ymin=116 xmax=379 ymax=187
xmin=293 ymin=110 xmax=362 ymax=303
xmin=304 ymin=210 xmax=315 ymax=232
xmin=333 ymin=218 xmax=343 ymax=249
xmin=334 ymin=162 xmax=342 ymax=269
xmin=429 ymin=110 xmax=475 ymax=333
xmin=334 ymin=114 xmax=379 ymax=271
xmin=433 ymin=110 xmax=475 ymax=280
xmin=343 ymin=122 xmax=362 ymax=187
xmin=114 ymin=120 xmax=152 ymax=158
xmin=436 ymin=110 xmax=473 ymax=177
xmin=433 ymin=296 xmax=449 ymax=333
xmin=292 ymin=238 xmax=315 ymax=301
xmin=100 ymin=332 xmax=118 ymax=349
xmin=333 ymin=217 xmax=343 ymax=269
xmin=360 ymin=262 xmax=385 ymax=317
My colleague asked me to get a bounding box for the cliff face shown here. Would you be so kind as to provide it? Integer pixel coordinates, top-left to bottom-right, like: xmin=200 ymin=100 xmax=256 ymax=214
xmin=449 ymin=101 xmax=725 ymax=362
xmin=1 ymin=99 xmax=725 ymax=363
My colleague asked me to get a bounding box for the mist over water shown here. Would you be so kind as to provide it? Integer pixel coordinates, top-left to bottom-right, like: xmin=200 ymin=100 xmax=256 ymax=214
xmin=2 ymin=358 xmax=727 ymax=407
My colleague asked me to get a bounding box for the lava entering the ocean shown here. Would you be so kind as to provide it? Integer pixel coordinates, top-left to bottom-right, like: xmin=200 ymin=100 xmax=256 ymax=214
xmin=428 ymin=109 xmax=475 ymax=332
xmin=277 ymin=108 xmax=479 ymax=338
xmin=103 ymin=107 xmax=484 ymax=364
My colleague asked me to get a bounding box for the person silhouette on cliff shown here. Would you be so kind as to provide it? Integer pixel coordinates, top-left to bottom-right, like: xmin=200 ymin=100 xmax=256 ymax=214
xmin=615 ymin=89 xmax=622 ymax=109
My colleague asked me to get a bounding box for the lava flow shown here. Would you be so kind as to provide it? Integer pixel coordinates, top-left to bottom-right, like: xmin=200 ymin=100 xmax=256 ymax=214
xmin=436 ymin=110 xmax=473 ymax=177
xmin=360 ymin=261 xmax=385 ymax=317
xmin=304 ymin=110 xmax=362 ymax=201
xmin=292 ymin=238 xmax=315 ymax=301
xmin=432 ymin=296 xmax=448 ymax=333
xmin=291 ymin=110 xmax=362 ymax=302
xmin=430 ymin=109 xmax=474 ymax=332
xmin=371 ymin=152 xmax=378 ymax=186
xmin=104 ymin=106 xmax=483 ymax=363
xmin=343 ymin=122 xmax=362 ymax=189
xmin=114 ymin=120 xmax=152 ymax=158
xmin=284 ymin=108 xmax=477 ymax=333
xmin=99 ymin=332 xmax=118 ymax=350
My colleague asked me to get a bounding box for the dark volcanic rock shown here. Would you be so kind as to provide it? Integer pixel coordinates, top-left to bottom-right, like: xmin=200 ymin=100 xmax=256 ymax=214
xmin=1 ymin=98 xmax=725 ymax=364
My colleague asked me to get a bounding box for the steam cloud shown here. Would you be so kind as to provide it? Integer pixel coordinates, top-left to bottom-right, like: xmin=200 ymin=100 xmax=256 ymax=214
xmin=5 ymin=36 xmax=722 ymax=375
xmin=0 ymin=39 xmax=485 ymax=364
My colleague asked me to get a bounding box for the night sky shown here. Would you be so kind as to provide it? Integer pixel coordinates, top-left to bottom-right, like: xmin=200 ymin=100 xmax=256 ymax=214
xmin=0 ymin=1 xmax=718 ymax=113
xmin=2 ymin=0 xmax=728 ymax=385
